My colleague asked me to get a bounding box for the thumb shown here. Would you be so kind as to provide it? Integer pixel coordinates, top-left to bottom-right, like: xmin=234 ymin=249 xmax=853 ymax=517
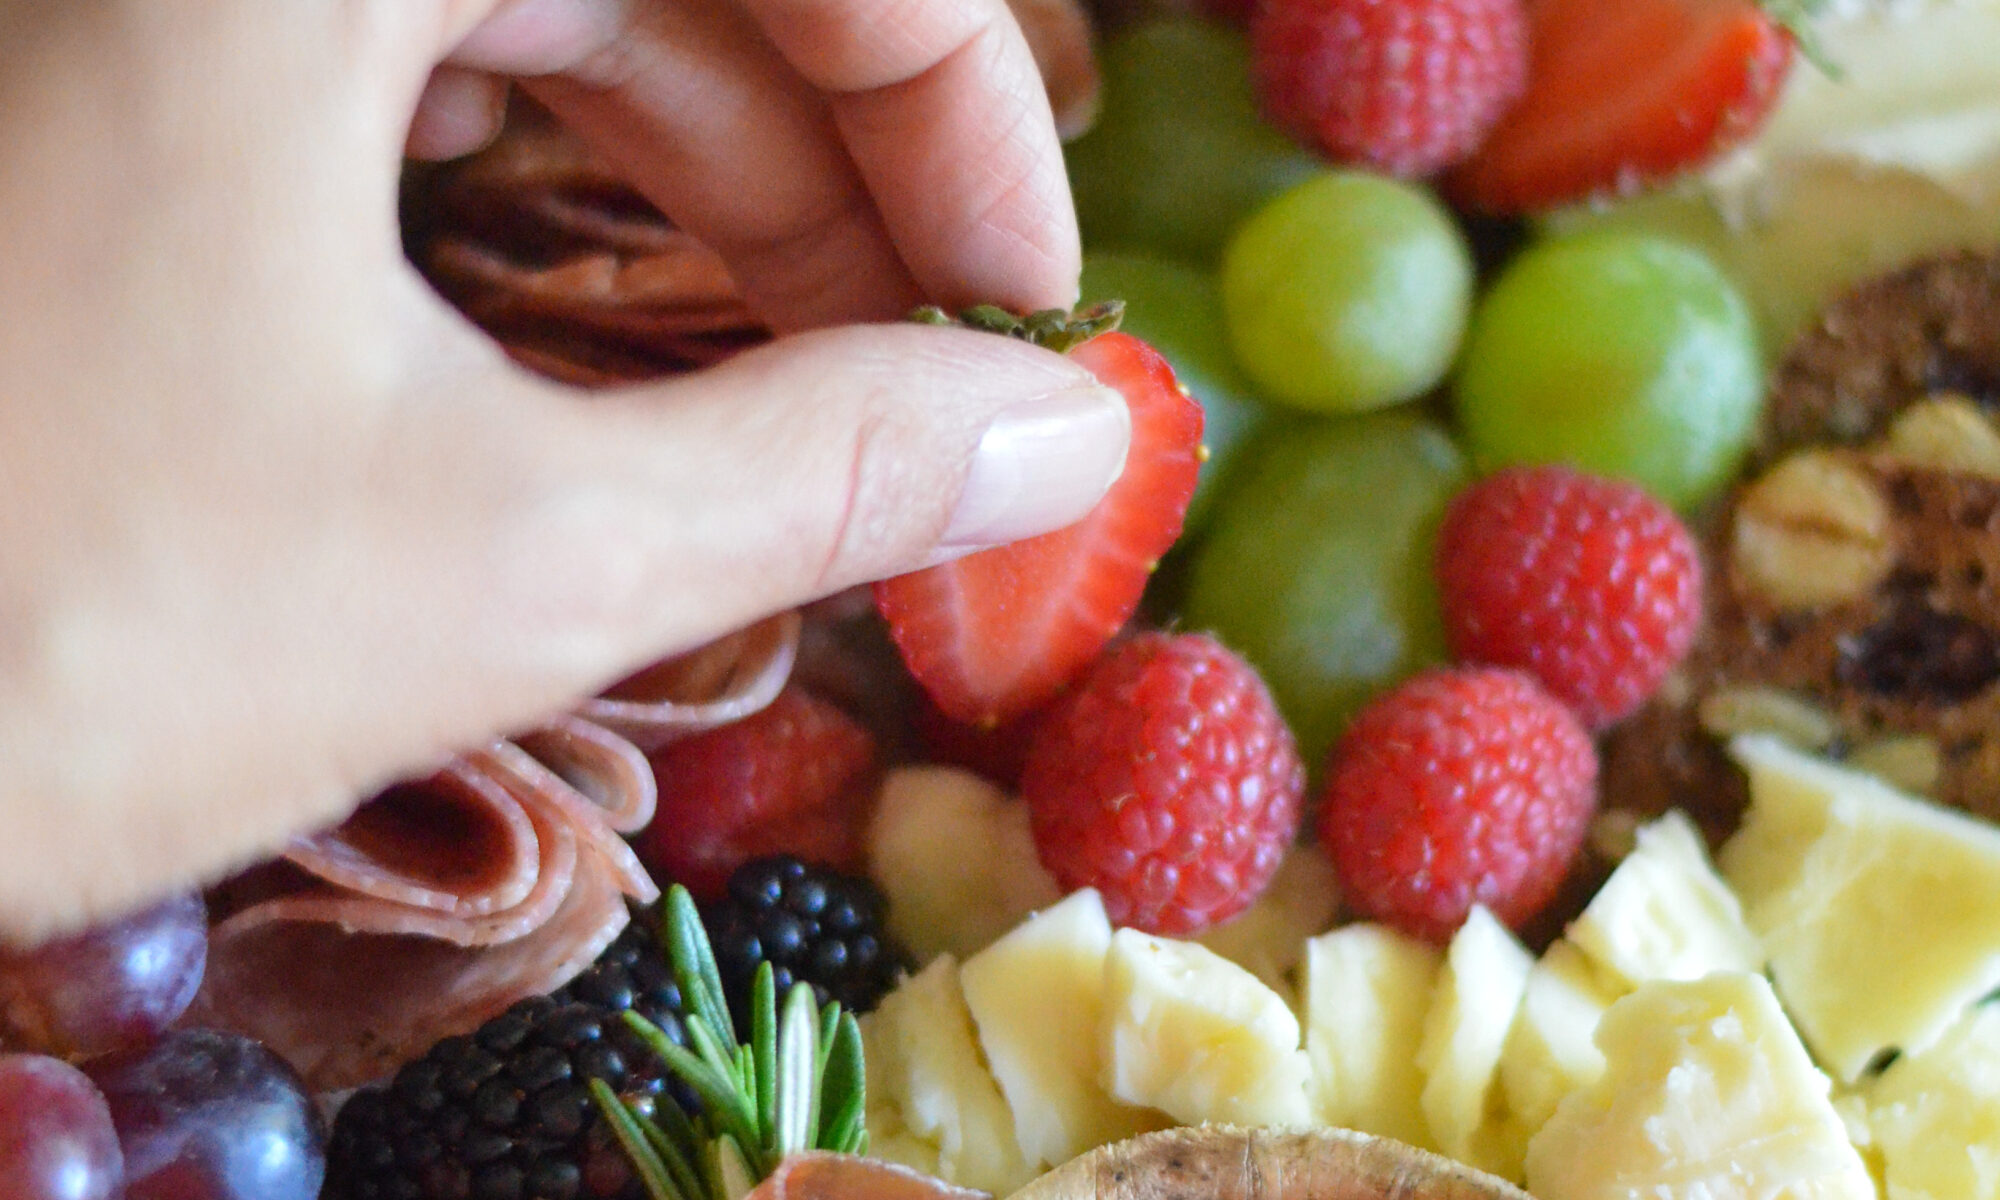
xmin=426 ymin=321 xmax=1130 ymax=706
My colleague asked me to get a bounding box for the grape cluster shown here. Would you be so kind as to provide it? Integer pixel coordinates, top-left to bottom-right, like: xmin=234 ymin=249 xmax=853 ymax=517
xmin=0 ymin=894 xmax=325 ymax=1200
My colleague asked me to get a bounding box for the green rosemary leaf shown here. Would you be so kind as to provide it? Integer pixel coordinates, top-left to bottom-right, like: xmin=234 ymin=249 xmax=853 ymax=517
xmin=752 ymin=964 xmax=778 ymax=1147
xmin=716 ymin=1135 xmax=759 ymax=1200
xmin=774 ymin=983 xmax=821 ymax=1157
xmin=624 ymin=1013 xmax=762 ymax=1143
xmin=814 ymin=1002 xmax=840 ymax=1081
xmin=820 ymin=1096 xmax=867 ymax=1158
xmin=683 ymin=1006 xmax=745 ymax=1084
xmin=589 ymin=1081 xmax=684 ymax=1200
xmin=664 ymin=887 xmax=737 ymax=1045
xmin=604 ymin=893 xmax=878 ymax=1200
xmin=641 ymin=1086 xmax=713 ymax=1200
xmin=819 ymin=1012 xmax=866 ymax=1152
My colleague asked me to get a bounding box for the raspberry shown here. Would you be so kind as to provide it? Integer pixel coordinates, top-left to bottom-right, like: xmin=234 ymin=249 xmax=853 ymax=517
xmin=1318 ymin=667 xmax=1597 ymax=942
xmin=634 ymin=686 xmax=879 ymax=899
xmin=1436 ymin=465 xmax=1702 ymax=730
xmin=1022 ymin=632 xmax=1305 ymax=936
xmin=1251 ymin=0 xmax=1529 ymax=178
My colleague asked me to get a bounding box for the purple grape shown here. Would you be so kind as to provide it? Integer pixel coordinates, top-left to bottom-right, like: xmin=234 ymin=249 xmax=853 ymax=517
xmin=87 ymin=1029 xmax=323 ymax=1200
xmin=0 ymin=1053 xmax=124 ymax=1200
xmin=0 ymin=892 xmax=207 ymax=1058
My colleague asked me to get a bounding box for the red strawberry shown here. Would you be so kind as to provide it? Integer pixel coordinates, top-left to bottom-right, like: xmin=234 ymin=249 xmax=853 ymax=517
xmin=1436 ymin=466 xmax=1702 ymax=730
xmin=1318 ymin=667 xmax=1597 ymax=942
xmin=633 ymin=686 xmax=879 ymax=899
xmin=1023 ymin=632 xmax=1306 ymax=936
xmin=1251 ymin=0 xmax=1530 ymax=179
xmin=1448 ymin=0 xmax=1795 ymax=213
xmin=876 ymin=311 xmax=1204 ymax=728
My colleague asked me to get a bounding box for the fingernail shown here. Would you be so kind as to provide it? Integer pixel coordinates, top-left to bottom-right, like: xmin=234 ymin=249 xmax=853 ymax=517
xmin=942 ymin=385 xmax=1130 ymax=549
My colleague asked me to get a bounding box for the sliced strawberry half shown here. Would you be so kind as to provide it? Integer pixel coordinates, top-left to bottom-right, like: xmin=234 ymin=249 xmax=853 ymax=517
xmin=876 ymin=324 xmax=1204 ymax=729
xmin=1447 ymin=0 xmax=1796 ymax=214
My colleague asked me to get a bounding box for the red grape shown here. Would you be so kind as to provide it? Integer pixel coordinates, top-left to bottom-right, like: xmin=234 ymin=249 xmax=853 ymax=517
xmin=0 ymin=1053 xmax=124 ymax=1200
xmin=0 ymin=891 xmax=207 ymax=1058
xmin=88 ymin=1029 xmax=324 ymax=1200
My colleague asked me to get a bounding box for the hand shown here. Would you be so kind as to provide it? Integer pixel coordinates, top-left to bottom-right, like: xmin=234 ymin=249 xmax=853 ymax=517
xmin=0 ymin=0 xmax=1129 ymax=939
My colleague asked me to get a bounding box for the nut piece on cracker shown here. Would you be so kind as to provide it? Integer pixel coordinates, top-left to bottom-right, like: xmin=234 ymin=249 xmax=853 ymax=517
xmin=1602 ymin=252 xmax=2000 ymax=853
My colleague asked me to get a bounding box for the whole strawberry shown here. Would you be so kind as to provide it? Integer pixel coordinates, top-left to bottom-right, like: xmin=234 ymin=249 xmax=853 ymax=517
xmin=876 ymin=305 xmax=1204 ymax=728
xmin=1319 ymin=667 xmax=1596 ymax=942
xmin=1023 ymin=632 xmax=1305 ymax=936
xmin=634 ymin=686 xmax=879 ymax=899
xmin=1251 ymin=0 xmax=1530 ymax=178
xmin=1437 ymin=465 xmax=1701 ymax=729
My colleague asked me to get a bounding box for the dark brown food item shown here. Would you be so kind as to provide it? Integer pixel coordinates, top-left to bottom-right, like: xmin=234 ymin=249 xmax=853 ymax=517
xmin=1755 ymin=252 xmax=2000 ymax=462
xmin=1602 ymin=252 xmax=2000 ymax=858
xmin=412 ymin=105 xmax=771 ymax=382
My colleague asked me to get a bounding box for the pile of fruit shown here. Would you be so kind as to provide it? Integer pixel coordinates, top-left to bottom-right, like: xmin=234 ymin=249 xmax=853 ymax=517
xmin=11 ymin=1 xmax=2000 ymax=1199
xmin=863 ymin=735 xmax=2000 ymax=1197
xmin=0 ymin=894 xmax=325 ymax=1199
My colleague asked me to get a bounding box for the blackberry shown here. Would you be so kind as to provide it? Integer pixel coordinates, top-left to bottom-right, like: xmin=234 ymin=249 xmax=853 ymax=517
xmin=702 ymin=856 xmax=908 ymax=1030
xmin=323 ymin=914 xmax=690 ymax=1200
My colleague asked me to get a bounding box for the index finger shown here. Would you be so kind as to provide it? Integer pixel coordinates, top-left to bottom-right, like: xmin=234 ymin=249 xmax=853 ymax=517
xmin=737 ymin=0 xmax=1082 ymax=313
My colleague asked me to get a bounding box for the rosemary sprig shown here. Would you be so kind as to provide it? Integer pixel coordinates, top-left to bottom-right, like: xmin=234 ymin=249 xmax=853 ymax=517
xmin=589 ymin=887 xmax=869 ymax=1200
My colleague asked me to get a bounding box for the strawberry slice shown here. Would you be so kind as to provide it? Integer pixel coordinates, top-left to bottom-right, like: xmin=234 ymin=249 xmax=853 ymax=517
xmin=1447 ymin=0 xmax=1796 ymax=214
xmin=876 ymin=323 xmax=1203 ymax=728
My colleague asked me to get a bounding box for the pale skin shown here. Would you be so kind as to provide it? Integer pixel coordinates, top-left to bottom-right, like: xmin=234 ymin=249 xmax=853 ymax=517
xmin=0 ymin=0 xmax=1131 ymax=940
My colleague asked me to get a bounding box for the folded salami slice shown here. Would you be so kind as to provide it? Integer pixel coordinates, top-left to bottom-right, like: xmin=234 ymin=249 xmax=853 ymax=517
xmin=189 ymin=840 xmax=629 ymax=1092
xmin=580 ymin=610 xmax=800 ymax=752
xmin=282 ymin=765 xmax=540 ymax=918
xmin=190 ymin=617 xmax=801 ymax=1092
xmin=209 ymin=759 xmax=580 ymax=951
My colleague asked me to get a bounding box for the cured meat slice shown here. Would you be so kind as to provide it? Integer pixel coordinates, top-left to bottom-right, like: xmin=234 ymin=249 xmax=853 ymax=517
xmin=471 ymin=740 xmax=655 ymax=906
xmin=281 ymin=764 xmax=539 ymax=917
xmin=210 ymin=762 xmax=579 ymax=950
xmin=189 ymin=842 xmax=632 ymax=1092
xmin=748 ymin=1153 xmax=991 ymax=1200
xmin=193 ymin=615 xmax=803 ymax=1092
xmin=581 ymin=610 xmax=800 ymax=752
xmin=516 ymin=714 xmax=657 ymax=834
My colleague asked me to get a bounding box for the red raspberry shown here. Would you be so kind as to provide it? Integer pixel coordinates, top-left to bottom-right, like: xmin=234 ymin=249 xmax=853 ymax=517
xmin=634 ymin=686 xmax=879 ymax=899
xmin=1436 ymin=465 xmax=1702 ymax=730
xmin=1022 ymin=632 xmax=1305 ymax=936
xmin=1319 ymin=668 xmax=1596 ymax=942
xmin=1251 ymin=0 xmax=1529 ymax=178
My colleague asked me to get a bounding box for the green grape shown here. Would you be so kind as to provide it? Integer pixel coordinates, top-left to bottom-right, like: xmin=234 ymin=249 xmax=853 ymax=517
xmin=1067 ymin=18 xmax=1318 ymax=265
xmin=1182 ymin=411 xmax=1468 ymax=768
xmin=1220 ymin=171 xmax=1474 ymax=414
xmin=1452 ymin=230 xmax=1764 ymax=510
xmin=1080 ymin=251 xmax=1271 ymax=531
